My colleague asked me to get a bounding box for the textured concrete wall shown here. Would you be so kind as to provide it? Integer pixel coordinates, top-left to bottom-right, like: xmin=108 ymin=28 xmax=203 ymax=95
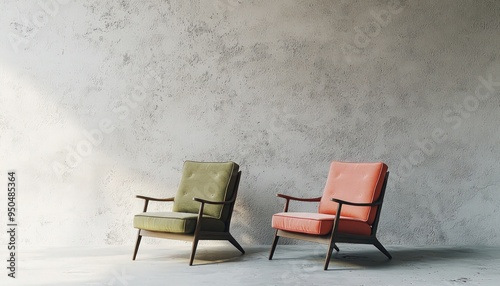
xmin=1 ymin=0 xmax=499 ymax=247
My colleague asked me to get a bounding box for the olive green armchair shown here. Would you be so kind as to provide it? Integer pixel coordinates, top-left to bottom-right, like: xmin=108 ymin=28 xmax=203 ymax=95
xmin=132 ymin=161 xmax=244 ymax=265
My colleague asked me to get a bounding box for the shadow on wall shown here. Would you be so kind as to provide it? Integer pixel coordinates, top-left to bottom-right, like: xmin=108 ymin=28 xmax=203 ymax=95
xmin=231 ymin=186 xmax=276 ymax=245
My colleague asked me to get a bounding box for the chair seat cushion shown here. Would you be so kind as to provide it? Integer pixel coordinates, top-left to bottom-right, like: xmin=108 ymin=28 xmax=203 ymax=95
xmin=134 ymin=212 xmax=226 ymax=234
xmin=272 ymin=212 xmax=372 ymax=236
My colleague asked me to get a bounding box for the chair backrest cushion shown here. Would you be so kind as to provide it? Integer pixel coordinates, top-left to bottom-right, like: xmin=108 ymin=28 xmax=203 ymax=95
xmin=318 ymin=161 xmax=388 ymax=224
xmin=173 ymin=161 xmax=239 ymax=220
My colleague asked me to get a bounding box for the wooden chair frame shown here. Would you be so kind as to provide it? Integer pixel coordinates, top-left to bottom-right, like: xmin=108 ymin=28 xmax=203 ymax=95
xmin=269 ymin=172 xmax=391 ymax=270
xmin=133 ymin=171 xmax=245 ymax=265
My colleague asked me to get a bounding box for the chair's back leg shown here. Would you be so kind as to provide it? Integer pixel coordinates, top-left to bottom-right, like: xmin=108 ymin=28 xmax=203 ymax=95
xmin=373 ymin=239 xmax=392 ymax=259
xmin=227 ymin=234 xmax=245 ymax=254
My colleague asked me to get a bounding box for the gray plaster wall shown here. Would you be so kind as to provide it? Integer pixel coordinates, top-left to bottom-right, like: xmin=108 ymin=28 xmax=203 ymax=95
xmin=0 ymin=0 xmax=499 ymax=247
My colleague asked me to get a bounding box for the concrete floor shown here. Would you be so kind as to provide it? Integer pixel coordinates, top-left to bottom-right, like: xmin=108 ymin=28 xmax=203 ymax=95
xmin=3 ymin=244 xmax=499 ymax=286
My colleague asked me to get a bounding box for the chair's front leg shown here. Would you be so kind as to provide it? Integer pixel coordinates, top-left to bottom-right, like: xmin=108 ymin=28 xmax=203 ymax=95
xmin=324 ymin=203 xmax=343 ymax=270
xmin=132 ymin=230 xmax=142 ymax=260
xmin=132 ymin=199 xmax=150 ymax=260
xmin=189 ymin=202 xmax=206 ymax=266
xmin=269 ymin=229 xmax=280 ymax=260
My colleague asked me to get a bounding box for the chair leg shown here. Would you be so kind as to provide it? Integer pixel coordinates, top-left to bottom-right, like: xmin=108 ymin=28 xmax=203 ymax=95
xmin=132 ymin=230 xmax=142 ymax=260
xmin=189 ymin=238 xmax=200 ymax=266
xmin=227 ymin=234 xmax=245 ymax=254
xmin=334 ymin=244 xmax=339 ymax=252
xmin=373 ymin=239 xmax=392 ymax=259
xmin=268 ymin=230 xmax=280 ymax=260
xmin=324 ymin=244 xmax=336 ymax=270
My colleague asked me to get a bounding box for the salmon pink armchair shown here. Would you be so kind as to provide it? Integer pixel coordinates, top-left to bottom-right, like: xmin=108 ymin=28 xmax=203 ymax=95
xmin=269 ymin=161 xmax=391 ymax=270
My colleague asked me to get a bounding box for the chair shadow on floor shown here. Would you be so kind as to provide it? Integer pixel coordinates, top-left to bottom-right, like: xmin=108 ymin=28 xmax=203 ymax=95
xmin=267 ymin=245 xmax=485 ymax=271
xmin=134 ymin=245 xmax=487 ymax=269
xmin=324 ymin=246 xmax=484 ymax=270
xmin=139 ymin=245 xmax=262 ymax=266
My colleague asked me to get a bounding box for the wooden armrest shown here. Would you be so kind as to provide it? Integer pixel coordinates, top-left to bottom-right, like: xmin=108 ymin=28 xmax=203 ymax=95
xmin=193 ymin=197 xmax=235 ymax=205
xmin=277 ymin=194 xmax=322 ymax=202
xmin=276 ymin=193 xmax=321 ymax=213
xmin=192 ymin=196 xmax=235 ymax=223
xmin=136 ymin=195 xmax=175 ymax=202
xmin=136 ymin=195 xmax=174 ymax=212
xmin=331 ymin=198 xmax=381 ymax=206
